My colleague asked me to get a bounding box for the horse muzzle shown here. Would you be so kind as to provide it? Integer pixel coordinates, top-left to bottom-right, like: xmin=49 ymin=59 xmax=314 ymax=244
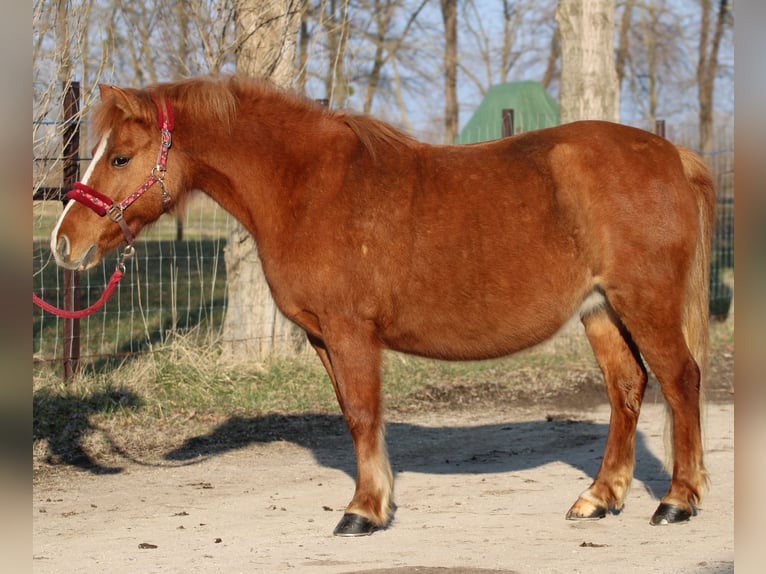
xmin=53 ymin=234 xmax=100 ymax=271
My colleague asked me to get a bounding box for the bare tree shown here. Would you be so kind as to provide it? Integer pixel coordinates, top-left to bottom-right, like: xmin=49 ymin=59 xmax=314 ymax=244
xmin=453 ymin=0 xmax=560 ymax=135
xmin=639 ymin=7 xmax=660 ymax=122
xmin=322 ymin=0 xmax=352 ymax=107
xmin=697 ymin=0 xmax=732 ymax=152
xmin=298 ymin=0 xmax=311 ymax=92
xmin=56 ymin=0 xmax=75 ymax=92
xmin=555 ymin=0 xmax=619 ymax=123
xmin=33 ymin=0 xmax=109 ymax=198
xmin=359 ymin=0 xmax=428 ymax=114
xmin=609 ymin=0 xmax=689 ymax=125
xmin=234 ymin=0 xmax=302 ymax=82
xmin=179 ymin=0 xmax=239 ymax=75
xmin=362 ymin=0 xmax=395 ymax=113
xmin=459 ymin=0 xmax=533 ymax=93
xmin=440 ymin=0 xmax=458 ymax=143
xmin=540 ymin=19 xmax=560 ymax=90
xmin=112 ymin=1 xmax=162 ymax=84
xmin=615 ymin=0 xmax=634 ymax=89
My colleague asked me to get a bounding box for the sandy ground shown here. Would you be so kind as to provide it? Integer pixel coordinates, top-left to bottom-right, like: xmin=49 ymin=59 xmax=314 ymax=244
xmin=32 ymin=398 xmax=733 ymax=574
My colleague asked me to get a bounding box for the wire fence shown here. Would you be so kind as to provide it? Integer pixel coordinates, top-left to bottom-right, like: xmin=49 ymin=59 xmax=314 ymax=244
xmin=33 ymin=107 xmax=734 ymax=373
xmin=33 ymin=195 xmax=231 ymax=365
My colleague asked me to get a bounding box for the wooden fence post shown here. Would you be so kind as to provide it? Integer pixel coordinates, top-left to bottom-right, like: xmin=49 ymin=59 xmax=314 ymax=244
xmin=62 ymin=81 xmax=81 ymax=380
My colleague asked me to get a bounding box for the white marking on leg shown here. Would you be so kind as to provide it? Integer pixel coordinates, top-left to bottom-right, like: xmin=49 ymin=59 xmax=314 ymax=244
xmin=50 ymin=132 xmax=110 ymax=256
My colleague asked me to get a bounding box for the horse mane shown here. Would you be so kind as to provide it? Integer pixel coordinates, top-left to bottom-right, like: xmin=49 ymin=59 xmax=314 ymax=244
xmin=337 ymin=113 xmax=417 ymax=159
xmin=91 ymin=77 xmax=238 ymax=140
xmin=226 ymin=76 xmax=418 ymax=156
xmin=92 ymin=75 xmax=416 ymax=159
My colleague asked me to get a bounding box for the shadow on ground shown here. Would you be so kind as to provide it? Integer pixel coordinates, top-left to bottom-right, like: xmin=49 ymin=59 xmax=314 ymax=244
xmin=32 ymin=382 xmax=673 ymax=503
xmin=163 ymin=410 xmax=669 ymax=501
xmin=33 ymin=387 xmax=143 ymax=474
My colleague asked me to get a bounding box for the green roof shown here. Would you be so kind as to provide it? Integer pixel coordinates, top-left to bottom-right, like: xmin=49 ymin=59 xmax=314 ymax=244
xmin=455 ymin=81 xmax=560 ymax=144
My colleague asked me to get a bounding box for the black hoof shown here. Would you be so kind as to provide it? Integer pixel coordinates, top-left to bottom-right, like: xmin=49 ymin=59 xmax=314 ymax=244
xmin=333 ymin=513 xmax=377 ymax=537
xmin=650 ymin=502 xmax=695 ymax=525
xmin=566 ymin=505 xmax=607 ymax=520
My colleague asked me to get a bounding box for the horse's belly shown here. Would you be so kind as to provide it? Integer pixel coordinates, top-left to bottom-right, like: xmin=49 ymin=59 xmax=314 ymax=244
xmin=380 ymin=295 xmax=581 ymax=361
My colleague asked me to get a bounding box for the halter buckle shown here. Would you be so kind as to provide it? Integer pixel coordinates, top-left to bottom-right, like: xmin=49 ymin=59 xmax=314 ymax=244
xmin=107 ymin=204 xmax=125 ymax=222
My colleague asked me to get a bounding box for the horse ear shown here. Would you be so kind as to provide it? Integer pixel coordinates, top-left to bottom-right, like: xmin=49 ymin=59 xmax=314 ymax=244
xmin=98 ymin=84 xmax=142 ymax=118
xmin=97 ymin=83 xmax=112 ymax=101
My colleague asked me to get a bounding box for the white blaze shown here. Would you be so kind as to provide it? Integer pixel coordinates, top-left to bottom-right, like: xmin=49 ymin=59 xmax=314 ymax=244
xmin=50 ymin=132 xmax=110 ymax=256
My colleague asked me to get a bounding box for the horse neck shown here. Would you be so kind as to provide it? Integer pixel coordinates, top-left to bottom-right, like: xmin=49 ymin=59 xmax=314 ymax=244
xmin=185 ymin=101 xmax=344 ymax=246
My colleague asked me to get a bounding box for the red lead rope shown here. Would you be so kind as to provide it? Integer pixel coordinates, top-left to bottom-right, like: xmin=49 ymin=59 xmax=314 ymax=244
xmin=32 ymin=268 xmax=124 ymax=319
xmin=33 ymin=244 xmax=134 ymax=318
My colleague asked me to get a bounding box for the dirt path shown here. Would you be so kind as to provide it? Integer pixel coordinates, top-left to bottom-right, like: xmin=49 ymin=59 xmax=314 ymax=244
xmin=33 ymin=399 xmax=733 ymax=574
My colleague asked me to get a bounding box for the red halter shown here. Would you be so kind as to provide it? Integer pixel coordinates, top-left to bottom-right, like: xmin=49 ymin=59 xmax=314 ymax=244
xmin=32 ymin=95 xmax=174 ymax=319
xmin=66 ymin=95 xmax=175 ymax=245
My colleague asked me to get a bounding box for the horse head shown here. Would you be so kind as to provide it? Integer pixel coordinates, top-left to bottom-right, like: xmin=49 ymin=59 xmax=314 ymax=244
xmin=51 ymin=84 xmax=181 ymax=270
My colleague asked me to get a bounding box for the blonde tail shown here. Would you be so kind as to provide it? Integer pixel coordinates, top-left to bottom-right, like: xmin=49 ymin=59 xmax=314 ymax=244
xmin=661 ymin=146 xmax=716 ymax=480
xmin=677 ymin=146 xmax=715 ymax=387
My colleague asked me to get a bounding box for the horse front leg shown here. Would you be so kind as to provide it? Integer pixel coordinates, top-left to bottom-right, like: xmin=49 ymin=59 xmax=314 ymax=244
xmin=308 ymin=329 xmax=394 ymax=536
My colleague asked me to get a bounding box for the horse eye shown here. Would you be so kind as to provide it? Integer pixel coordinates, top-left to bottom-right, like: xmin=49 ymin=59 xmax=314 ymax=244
xmin=111 ymin=155 xmax=131 ymax=168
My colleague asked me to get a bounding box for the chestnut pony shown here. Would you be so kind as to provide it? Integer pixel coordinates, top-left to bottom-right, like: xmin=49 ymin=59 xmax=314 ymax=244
xmin=50 ymin=76 xmax=715 ymax=536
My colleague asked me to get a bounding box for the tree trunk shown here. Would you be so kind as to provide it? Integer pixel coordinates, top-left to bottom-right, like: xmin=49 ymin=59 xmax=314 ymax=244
xmin=222 ymin=0 xmax=304 ymax=360
xmin=697 ymin=0 xmax=730 ymax=153
xmin=555 ymin=0 xmax=619 ymax=124
xmin=440 ymin=0 xmax=458 ymax=143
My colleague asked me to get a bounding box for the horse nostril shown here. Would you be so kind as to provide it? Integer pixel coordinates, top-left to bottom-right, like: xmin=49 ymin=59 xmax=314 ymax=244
xmin=56 ymin=234 xmax=71 ymax=261
xmin=80 ymin=244 xmax=99 ymax=270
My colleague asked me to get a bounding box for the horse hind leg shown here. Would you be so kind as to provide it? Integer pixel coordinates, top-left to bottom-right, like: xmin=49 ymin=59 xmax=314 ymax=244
xmin=632 ymin=334 xmax=707 ymax=524
xmin=567 ymin=299 xmax=647 ymax=520
xmin=307 ymin=329 xmax=394 ymax=536
xmin=605 ymin=286 xmax=708 ymax=525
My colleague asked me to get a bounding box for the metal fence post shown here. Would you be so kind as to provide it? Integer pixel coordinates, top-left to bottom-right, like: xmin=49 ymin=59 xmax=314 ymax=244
xmin=502 ymin=109 xmax=515 ymax=138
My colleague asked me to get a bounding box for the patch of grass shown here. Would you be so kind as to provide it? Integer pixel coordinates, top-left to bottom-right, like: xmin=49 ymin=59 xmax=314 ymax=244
xmin=149 ymin=344 xmax=339 ymax=417
xmin=34 ymin=335 xmax=336 ymax=427
xmin=35 ymin=329 xmax=596 ymax=425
